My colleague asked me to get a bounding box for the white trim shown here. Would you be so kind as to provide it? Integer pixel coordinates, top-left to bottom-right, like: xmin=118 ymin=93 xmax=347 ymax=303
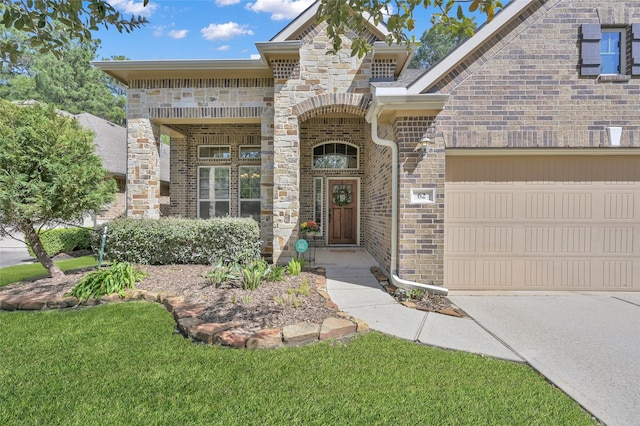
xmin=406 ymin=0 xmax=536 ymax=95
xmin=197 ymin=166 xmax=230 ymax=219
xmin=313 ymin=177 xmax=324 ymax=236
xmin=198 ymin=145 xmax=231 ymax=160
xmin=326 ymin=177 xmax=361 ymax=246
xmin=312 ymin=141 xmax=360 ymax=170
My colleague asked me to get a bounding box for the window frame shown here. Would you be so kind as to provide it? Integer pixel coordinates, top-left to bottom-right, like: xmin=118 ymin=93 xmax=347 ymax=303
xmin=239 ymin=145 xmax=261 ymax=160
xmin=312 ymin=141 xmax=359 ymax=170
xmin=238 ymin=165 xmax=261 ymax=221
xmin=313 ymin=177 xmax=323 ymax=235
xmin=198 ymin=145 xmax=231 ymax=160
xmin=197 ymin=166 xmax=230 ymax=219
xmin=600 ymin=28 xmax=626 ymax=75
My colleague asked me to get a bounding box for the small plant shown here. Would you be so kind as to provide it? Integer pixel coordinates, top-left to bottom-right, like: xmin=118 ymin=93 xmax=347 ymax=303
xmin=206 ymin=259 xmax=239 ymax=287
xmin=267 ymin=265 xmax=286 ymax=282
xmin=230 ymin=295 xmax=237 ymax=304
xmin=297 ymin=277 xmax=310 ymax=296
xmin=241 ymin=258 xmax=271 ymax=290
xmin=407 ymin=288 xmax=425 ymax=300
xmin=300 ymin=221 xmax=320 ymax=233
xmin=287 ymin=258 xmax=304 ymax=276
xmin=274 ymin=290 xmax=302 ymax=308
xmin=67 ymin=262 xmax=147 ymax=301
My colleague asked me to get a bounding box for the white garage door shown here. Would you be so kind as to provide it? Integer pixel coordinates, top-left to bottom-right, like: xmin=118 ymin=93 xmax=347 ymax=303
xmin=445 ymin=155 xmax=640 ymax=291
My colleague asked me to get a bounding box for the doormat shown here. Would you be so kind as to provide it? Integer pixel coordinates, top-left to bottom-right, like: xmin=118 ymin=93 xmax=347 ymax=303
xmin=328 ymin=248 xmax=357 ymax=253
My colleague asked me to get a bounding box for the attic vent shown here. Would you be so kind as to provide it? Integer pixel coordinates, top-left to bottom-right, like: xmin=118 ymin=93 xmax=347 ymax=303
xmin=296 ymin=24 xmax=318 ymax=41
xmin=372 ymin=58 xmax=397 ymax=80
xmin=271 ymin=59 xmax=300 ymax=80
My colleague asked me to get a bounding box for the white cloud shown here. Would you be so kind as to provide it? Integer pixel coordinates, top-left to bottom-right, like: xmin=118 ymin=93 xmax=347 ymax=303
xmin=216 ymin=45 xmax=232 ymax=51
xmin=200 ymin=22 xmax=254 ymax=41
xmin=246 ymin=0 xmax=315 ymax=21
xmin=109 ymin=0 xmax=157 ymax=18
xmin=152 ymin=25 xmax=165 ymax=37
xmin=215 ymin=0 xmax=241 ymax=5
xmin=168 ymin=29 xmax=189 ymax=39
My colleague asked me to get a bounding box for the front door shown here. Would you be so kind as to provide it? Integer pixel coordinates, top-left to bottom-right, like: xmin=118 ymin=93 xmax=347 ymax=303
xmin=328 ymin=179 xmax=358 ymax=245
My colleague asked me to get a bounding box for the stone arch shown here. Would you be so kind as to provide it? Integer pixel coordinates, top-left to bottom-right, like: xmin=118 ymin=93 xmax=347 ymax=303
xmin=293 ymin=93 xmax=371 ymax=122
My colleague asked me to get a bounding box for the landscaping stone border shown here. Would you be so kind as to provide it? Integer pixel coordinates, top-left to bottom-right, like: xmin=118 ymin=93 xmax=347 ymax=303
xmin=0 ymin=267 xmax=368 ymax=349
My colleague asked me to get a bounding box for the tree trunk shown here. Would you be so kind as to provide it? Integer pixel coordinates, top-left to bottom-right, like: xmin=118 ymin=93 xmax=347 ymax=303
xmin=18 ymin=220 xmax=65 ymax=279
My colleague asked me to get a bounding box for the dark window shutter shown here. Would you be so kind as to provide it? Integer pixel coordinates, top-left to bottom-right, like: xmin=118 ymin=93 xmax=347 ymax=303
xmin=632 ymin=24 xmax=640 ymax=75
xmin=581 ymin=24 xmax=602 ymax=76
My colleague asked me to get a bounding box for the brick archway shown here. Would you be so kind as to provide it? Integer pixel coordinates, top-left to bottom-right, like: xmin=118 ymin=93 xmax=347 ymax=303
xmin=293 ymin=93 xmax=371 ymax=121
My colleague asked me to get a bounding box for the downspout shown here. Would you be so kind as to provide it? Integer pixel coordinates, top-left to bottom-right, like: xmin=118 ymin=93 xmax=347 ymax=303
xmin=370 ymin=115 xmax=448 ymax=295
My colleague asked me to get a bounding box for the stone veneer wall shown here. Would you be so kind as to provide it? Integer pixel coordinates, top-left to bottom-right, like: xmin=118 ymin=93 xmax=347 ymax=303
xmin=299 ymin=117 xmax=367 ymax=243
xmin=363 ymin=124 xmax=393 ymax=274
xmin=393 ymin=117 xmax=445 ymax=286
xmin=127 ymin=78 xmax=273 ymax=220
xmin=270 ymin=21 xmax=373 ymax=262
xmin=432 ymin=0 xmax=640 ymax=148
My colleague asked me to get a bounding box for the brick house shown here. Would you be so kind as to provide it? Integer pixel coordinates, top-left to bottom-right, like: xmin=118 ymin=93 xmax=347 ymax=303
xmin=95 ymin=0 xmax=640 ymax=292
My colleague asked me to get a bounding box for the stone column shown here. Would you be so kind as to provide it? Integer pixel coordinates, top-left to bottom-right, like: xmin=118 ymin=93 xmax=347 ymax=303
xmin=261 ymin=104 xmax=275 ymax=257
xmin=126 ymin=118 xmax=161 ymax=219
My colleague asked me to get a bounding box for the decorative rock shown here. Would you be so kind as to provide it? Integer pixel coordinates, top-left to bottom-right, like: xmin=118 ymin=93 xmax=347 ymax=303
xmin=216 ymin=330 xmax=251 ymax=348
xmin=0 ymin=296 xmax=22 ymax=311
xmin=177 ymin=317 xmax=204 ymax=335
xmin=100 ymin=293 xmax=121 ymax=303
xmin=122 ymin=290 xmax=146 ymax=301
xmin=140 ymin=291 xmax=159 ymax=302
xmin=246 ymin=328 xmax=282 ymax=349
xmin=325 ymin=300 xmax=339 ymax=310
xmin=190 ymin=322 xmax=242 ymax=344
xmin=317 ymin=289 xmax=331 ymax=300
xmin=48 ymin=296 xmax=78 ymax=309
xmin=282 ymin=322 xmax=320 ymax=344
xmin=18 ymin=296 xmax=48 ymax=310
xmin=172 ymin=304 xmax=206 ymax=321
xmin=162 ymin=295 xmax=184 ymax=313
xmin=80 ymin=298 xmax=100 ymax=306
xmin=319 ymin=317 xmax=356 ymax=340
xmin=354 ymin=319 xmax=369 ymax=333
xmin=315 ymin=267 xmax=326 ymax=275
xmin=336 ymin=311 xmax=352 ymax=320
xmin=386 ymin=284 xmax=398 ymax=294
xmin=401 ymin=301 xmax=417 ymax=309
xmin=438 ymin=308 xmax=463 ymax=318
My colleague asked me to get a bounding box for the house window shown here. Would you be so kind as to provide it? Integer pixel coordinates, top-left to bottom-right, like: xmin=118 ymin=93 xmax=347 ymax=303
xmin=313 ymin=142 xmax=358 ymax=169
xmin=601 ymin=29 xmax=625 ymax=74
xmin=239 ymin=145 xmax=261 ymax=160
xmin=198 ymin=167 xmax=230 ymax=219
xmin=314 ymin=177 xmax=323 ymax=234
xmin=239 ymin=166 xmax=261 ymax=221
xmin=199 ymin=145 xmax=230 ymax=159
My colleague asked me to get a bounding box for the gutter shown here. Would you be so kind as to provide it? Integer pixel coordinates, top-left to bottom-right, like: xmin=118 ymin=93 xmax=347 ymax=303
xmin=368 ymin=92 xmax=449 ymax=296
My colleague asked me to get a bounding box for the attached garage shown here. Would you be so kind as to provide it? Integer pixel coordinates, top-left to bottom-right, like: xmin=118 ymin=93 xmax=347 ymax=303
xmin=445 ymin=154 xmax=640 ymax=291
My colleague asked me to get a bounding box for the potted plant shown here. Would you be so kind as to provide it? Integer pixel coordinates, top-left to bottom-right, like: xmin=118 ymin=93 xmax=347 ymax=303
xmin=301 ymin=221 xmax=320 ymax=237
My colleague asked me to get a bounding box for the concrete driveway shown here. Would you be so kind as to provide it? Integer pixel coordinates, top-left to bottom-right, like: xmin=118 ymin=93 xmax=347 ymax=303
xmin=449 ymin=292 xmax=640 ymax=426
xmin=0 ymin=235 xmax=34 ymax=268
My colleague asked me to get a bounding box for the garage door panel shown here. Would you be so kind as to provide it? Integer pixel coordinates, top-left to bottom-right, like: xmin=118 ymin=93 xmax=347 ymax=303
xmin=445 ymin=156 xmax=640 ymax=291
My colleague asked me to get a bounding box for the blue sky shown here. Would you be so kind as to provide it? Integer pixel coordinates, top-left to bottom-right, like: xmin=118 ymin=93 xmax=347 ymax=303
xmin=93 ymin=0 xmax=448 ymax=61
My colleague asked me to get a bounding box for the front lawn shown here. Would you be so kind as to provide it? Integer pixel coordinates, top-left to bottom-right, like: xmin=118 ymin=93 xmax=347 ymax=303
xmin=0 ymin=256 xmax=98 ymax=287
xmin=0 ymin=303 xmax=594 ymax=425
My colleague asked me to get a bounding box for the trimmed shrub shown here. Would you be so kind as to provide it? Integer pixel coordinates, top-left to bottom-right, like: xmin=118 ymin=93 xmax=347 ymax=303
xmin=27 ymin=227 xmax=92 ymax=257
xmin=93 ymin=217 xmax=261 ymax=265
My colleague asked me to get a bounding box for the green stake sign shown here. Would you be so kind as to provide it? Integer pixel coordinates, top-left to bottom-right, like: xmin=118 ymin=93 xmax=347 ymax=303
xmin=294 ymin=239 xmax=309 ymax=253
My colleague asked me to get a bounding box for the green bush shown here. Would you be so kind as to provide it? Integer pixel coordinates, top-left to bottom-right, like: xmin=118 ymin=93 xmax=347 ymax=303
xmin=287 ymin=258 xmax=304 ymax=276
xmin=67 ymin=262 xmax=147 ymax=301
xmin=93 ymin=217 xmax=261 ymax=265
xmin=27 ymin=227 xmax=92 ymax=257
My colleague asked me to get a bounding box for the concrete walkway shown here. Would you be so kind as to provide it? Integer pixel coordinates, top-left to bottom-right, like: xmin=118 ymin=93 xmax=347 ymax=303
xmin=319 ymin=248 xmax=521 ymax=362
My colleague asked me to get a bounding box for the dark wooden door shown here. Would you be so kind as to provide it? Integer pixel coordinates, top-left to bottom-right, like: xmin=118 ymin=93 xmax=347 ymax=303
xmin=328 ymin=179 xmax=358 ymax=245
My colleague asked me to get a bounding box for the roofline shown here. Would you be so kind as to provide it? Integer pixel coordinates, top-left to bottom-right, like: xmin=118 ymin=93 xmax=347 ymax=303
xmin=92 ymin=58 xmax=269 ymax=84
xmin=406 ymin=0 xmax=535 ymax=95
xmin=271 ymin=0 xmax=388 ymax=43
xmin=365 ymin=86 xmax=449 ymax=123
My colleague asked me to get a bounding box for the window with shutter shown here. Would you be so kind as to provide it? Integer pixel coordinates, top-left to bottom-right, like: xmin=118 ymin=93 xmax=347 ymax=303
xmin=581 ymin=24 xmax=602 ymax=76
xmin=632 ymin=24 xmax=640 ymax=75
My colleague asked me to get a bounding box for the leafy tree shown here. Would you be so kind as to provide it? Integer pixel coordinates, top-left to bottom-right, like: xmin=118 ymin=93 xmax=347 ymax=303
xmin=317 ymin=0 xmax=503 ymax=57
xmin=0 ymin=100 xmax=116 ymax=279
xmin=409 ymin=23 xmax=476 ymax=69
xmin=0 ymin=36 xmax=126 ymax=124
xmin=0 ymin=0 xmax=148 ymax=63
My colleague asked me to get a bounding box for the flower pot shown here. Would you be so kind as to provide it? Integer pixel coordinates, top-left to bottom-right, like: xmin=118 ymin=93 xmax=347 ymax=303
xmin=305 ymin=231 xmax=316 ymax=238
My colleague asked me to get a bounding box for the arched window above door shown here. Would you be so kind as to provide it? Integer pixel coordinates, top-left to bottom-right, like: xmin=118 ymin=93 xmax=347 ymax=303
xmin=312 ymin=142 xmax=358 ymax=170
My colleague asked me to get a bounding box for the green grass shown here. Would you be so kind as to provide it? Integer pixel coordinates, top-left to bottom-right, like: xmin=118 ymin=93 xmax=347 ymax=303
xmin=0 ymin=256 xmax=98 ymax=287
xmin=0 ymin=303 xmax=594 ymax=425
